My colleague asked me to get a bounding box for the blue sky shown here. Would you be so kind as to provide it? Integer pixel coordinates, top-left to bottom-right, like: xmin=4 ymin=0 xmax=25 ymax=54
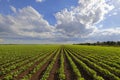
xmin=0 ymin=0 xmax=120 ymax=44
xmin=0 ymin=0 xmax=78 ymax=25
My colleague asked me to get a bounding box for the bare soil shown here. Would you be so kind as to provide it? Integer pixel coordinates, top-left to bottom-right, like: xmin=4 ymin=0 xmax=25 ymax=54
xmin=47 ymin=51 xmax=60 ymax=80
xmin=63 ymin=49 xmax=77 ymax=80
xmin=15 ymin=53 xmax=52 ymax=80
xmin=30 ymin=50 xmax=57 ymax=80
xmin=67 ymin=50 xmax=93 ymax=80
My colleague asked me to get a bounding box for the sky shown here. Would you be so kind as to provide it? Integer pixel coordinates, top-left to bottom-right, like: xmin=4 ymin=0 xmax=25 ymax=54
xmin=0 ymin=0 xmax=120 ymax=44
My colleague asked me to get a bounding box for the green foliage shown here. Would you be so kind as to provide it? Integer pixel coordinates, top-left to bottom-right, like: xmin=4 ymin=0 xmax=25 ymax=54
xmin=65 ymin=49 xmax=84 ymax=80
xmin=65 ymin=45 xmax=120 ymax=80
xmin=58 ymin=50 xmax=66 ymax=80
xmin=0 ymin=45 xmax=59 ymax=80
xmin=1 ymin=45 xmax=120 ymax=80
xmin=40 ymin=49 xmax=60 ymax=80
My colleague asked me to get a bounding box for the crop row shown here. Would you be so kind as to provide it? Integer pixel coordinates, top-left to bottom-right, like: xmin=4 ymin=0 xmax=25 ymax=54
xmin=65 ymin=46 xmax=120 ymax=80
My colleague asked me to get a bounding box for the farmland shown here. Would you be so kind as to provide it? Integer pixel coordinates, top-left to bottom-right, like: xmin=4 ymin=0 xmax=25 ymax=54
xmin=0 ymin=45 xmax=120 ymax=80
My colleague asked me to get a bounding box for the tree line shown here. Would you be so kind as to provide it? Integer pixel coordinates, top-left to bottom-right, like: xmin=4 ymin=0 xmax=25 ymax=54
xmin=73 ymin=41 xmax=120 ymax=46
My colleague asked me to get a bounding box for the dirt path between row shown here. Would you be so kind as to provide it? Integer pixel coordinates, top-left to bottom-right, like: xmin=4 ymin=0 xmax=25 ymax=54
xmin=63 ymin=49 xmax=76 ymax=80
xmin=48 ymin=50 xmax=60 ymax=80
xmin=67 ymin=49 xmax=92 ymax=80
xmin=0 ymin=54 xmax=40 ymax=79
xmin=30 ymin=50 xmax=57 ymax=80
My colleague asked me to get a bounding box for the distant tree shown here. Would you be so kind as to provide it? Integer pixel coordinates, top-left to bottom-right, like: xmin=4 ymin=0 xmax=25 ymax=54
xmin=74 ymin=41 xmax=120 ymax=46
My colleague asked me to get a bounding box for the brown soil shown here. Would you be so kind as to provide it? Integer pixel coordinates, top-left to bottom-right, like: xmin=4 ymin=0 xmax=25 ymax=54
xmin=0 ymin=57 xmax=29 ymax=66
xmin=63 ymin=49 xmax=77 ymax=80
xmin=0 ymin=56 xmax=31 ymax=69
xmin=70 ymin=50 xmax=110 ymax=80
xmin=30 ymin=50 xmax=57 ymax=80
xmin=67 ymin=50 xmax=93 ymax=80
xmin=47 ymin=52 xmax=60 ymax=80
xmin=0 ymin=55 xmax=40 ymax=79
xmin=30 ymin=56 xmax=53 ymax=80
xmin=15 ymin=52 xmax=53 ymax=80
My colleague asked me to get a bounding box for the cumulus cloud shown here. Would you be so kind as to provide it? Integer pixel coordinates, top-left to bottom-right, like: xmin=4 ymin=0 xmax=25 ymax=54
xmin=107 ymin=0 xmax=120 ymax=16
xmin=87 ymin=28 xmax=120 ymax=42
xmin=10 ymin=6 xmax=16 ymax=13
xmin=36 ymin=0 xmax=43 ymax=3
xmin=113 ymin=12 xmax=118 ymax=15
xmin=55 ymin=0 xmax=114 ymax=38
xmin=0 ymin=38 xmax=3 ymax=42
xmin=106 ymin=0 xmax=120 ymax=8
xmin=0 ymin=0 xmax=119 ymax=43
xmin=0 ymin=6 xmax=54 ymax=39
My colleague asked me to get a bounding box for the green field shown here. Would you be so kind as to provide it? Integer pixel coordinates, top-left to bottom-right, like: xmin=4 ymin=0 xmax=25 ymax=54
xmin=0 ymin=45 xmax=120 ymax=80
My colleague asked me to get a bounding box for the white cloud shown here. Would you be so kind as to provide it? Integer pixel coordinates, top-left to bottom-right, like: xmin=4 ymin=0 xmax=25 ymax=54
xmin=113 ymin=12 xmax=118 ymax=15
xmin=0 ymin=0 xmax=120 ymax=43
xmin=95 ymin=28 xmax=120 ymax=36
xmin=36 ymin=0 xmax=43 ymax=3
xmin=108 ymin=12 xmax=118 ymax=16
xmin=0 ymin=6 xmax=54 ymax=39
xmin=0 ymin=39 xmax=3 ymax=42
xmin=87 ymin=28 xmax=120 ymax=41
xmin=106 ymin=0 xmax=120 ymax=8
xmin=98 ymin=25 xmax=103 ymax=28
xmin=55 ymin=0 xmax=114 ymax=38
xmin=107 ymin=0 xmax=120 ymax=16
xmin=10 ymin=6 xmax=16 ymax=13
